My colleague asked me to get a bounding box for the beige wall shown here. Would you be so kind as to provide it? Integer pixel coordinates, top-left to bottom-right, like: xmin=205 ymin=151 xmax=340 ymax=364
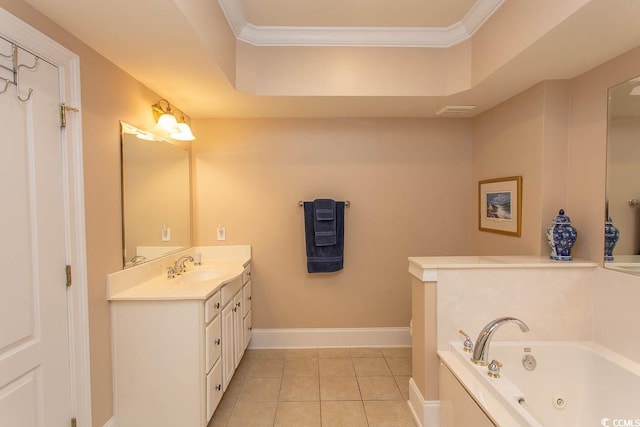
xmin=192 ymin=118 xmax=473 ymax=329
xmin=471 ymin=81 xmax=570 ymax=256
xmin=0 ymin=1 xmax=167 ymax=425
xmin=470 ymin=45 xmax=640 ymax=263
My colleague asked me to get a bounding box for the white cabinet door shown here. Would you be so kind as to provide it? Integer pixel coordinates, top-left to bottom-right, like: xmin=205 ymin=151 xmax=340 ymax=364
xmin=243 ymin=310 xmax=253 ymax=351
xmin=221 ymin=302 xmax=235 ymax=391
xmin=206 ymin=359 xmax=223 ymax=421
xmin=233 ymin=292 xmax=244 ymax=368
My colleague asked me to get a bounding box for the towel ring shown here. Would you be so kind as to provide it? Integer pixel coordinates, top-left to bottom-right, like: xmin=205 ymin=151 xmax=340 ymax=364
xmin=299 ymin=200 xmax=350 ymax=207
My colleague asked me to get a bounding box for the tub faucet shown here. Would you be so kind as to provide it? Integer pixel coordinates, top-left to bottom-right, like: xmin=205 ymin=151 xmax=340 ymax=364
xmin=471 ymin=317 xmax=529 ymax=366
xmin=173 ymin=255 xmax=194 ymax=274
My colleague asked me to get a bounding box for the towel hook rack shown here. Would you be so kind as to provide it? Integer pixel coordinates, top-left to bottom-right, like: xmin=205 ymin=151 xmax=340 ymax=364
xmin=299 ymin=200 xmax=350 ymax=207
xmin=0 ymin=43 xmax=40 ymax=102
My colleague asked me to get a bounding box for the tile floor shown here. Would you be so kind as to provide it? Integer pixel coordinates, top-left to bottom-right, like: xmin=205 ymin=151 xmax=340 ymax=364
xmin=207 ymin=347 xmax=416 ymax=427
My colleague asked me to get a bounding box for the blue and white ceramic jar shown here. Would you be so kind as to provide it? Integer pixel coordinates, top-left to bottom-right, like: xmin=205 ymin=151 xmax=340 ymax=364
xmin=546 ymin=209 xmax=578 ymax=261
xmin=604 ymin=216 xmax=620 ymax=261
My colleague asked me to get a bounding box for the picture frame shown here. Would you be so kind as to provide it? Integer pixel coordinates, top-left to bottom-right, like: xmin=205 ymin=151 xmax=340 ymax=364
xmin=478 ymin=176 xmax=522 ymax=237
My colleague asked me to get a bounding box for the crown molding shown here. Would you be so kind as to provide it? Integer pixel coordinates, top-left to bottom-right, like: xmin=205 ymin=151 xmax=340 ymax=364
xmin=218 ymin=0 xmax=504 ymax=47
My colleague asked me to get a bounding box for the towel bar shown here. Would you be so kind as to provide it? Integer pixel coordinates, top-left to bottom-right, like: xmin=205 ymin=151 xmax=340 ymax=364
xmin=299 ymin=200 xmax=350 ymax=207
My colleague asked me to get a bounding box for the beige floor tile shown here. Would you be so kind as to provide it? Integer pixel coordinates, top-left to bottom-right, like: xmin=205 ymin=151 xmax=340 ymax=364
xmin=284 ymin=358 xmax=319 ymax=377
xmin=279 ymin=376 xmax=320 ymax=401
xmin=234 ymin=356 xmax=251 ymax=379
xmin=247 ymin=358 xmax=285 ymax=377
xmin=320 ymin=401 xmax=368 ymax=427
xmin=385 ymin=357 xmax=412 ymax=376
xmin=238 ymin=377 xmax=282 ymax=402
xmin=275 ymin=401 xmax=321 ymax=427
xmin=353 ymin=357 xmax=392 ymax=376
xmin=319 ymin=358 xmax=355 ymax=377
xmin=208 ymin=395 xmax=235 ymax=426
xmin=285 ymin=348 xmax=319 ymax=359
xmin=227 ymin=401 xmax=277 ymax=427
xmin=318 ymin=348 xmax=351 ymax=358
xmin=394 ymin=376 xmax=411 ymax=400
xmin=250 ymin=349 xmax=287 ymax=360
xmin=357 ymin=376 xmax=402 ymax=400
xmin=382 ymin=347 xmax=412 ymax=358
xmin=350 ymin=347 xmax=384 ymax=358
xmin=223 ymin=373 xmax=245 ymax=401
xmin=363 ymin=401 xmax=416 ymax=427
xmin=319 ymin=376 xmax=361 ymax=401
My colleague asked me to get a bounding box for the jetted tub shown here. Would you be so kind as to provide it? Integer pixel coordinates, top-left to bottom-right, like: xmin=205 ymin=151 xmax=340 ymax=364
xmin=438 ymin=341 xmax=640 ymax=426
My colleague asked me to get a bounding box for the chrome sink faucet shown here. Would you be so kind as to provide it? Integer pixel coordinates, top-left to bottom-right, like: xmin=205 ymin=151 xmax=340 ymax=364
xmin=173 ymin=255 xmax=194 ymax=274
xmin=471 ymin=317 xmax=529 ymax=365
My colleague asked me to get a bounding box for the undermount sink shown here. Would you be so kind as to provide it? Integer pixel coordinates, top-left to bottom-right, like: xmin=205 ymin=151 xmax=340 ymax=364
xmin=179 ymin=268 xmax=220 ymax=283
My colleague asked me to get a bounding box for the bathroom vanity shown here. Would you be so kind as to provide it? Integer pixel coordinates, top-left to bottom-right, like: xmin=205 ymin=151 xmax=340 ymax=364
xmin=107 ymin=246 xmax=251 ymax=427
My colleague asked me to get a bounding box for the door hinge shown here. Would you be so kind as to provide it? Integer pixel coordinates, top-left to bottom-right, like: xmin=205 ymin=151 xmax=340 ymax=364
xmin=60 ymin=103 xmax=79 ymax=128
xmin=66 ymin=265 xmax=72 ymax=287
xmin=71 ymin=417 xmax=77 ymax=427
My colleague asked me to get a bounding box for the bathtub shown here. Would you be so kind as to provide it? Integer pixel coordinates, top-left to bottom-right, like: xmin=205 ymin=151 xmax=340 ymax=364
xmin=438 ymin=341 xmax=640 ymax=426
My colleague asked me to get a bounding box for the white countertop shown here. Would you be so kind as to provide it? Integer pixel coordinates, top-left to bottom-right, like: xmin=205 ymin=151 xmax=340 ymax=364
xmin=409 ymin=255 xmax=597 ymax=281
xmin=109 ymin=258 xmax=248 ymax=301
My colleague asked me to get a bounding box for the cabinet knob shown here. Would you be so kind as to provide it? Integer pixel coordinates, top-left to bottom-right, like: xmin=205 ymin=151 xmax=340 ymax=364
xmin=236 ymin=302 xmax=241 ymax=308
xmin=214 ymin=302 xmax=220 ymax=309
xmin=215 ymin=338 xmax=221 ymax=345
xmin=248 ymin=326 xmax=253 ymax=331
xmin=248 ymin=296 xmax=252 ymax=301
xmin=232 ymin=307 xmax=237 ymax=312
xmin=216 ymin=384 xmax=222 ymax=391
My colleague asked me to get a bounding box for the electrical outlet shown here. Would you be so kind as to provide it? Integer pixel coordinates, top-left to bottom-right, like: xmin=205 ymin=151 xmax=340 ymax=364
xmin=162 ymin=226 xmax=171 ymax=242
xmin=217 ymin=225 xmax=226 ymax=241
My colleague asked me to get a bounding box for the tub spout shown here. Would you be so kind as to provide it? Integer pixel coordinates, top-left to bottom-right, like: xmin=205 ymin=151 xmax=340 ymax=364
xmin=471 ymin=317 xmax=529 ymax=365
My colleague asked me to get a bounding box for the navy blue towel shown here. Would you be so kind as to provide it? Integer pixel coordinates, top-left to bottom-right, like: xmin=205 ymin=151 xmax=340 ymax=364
xmin=304 ymin=200 xmax=345 ymax=273
xmin=313 ymin=199 xmax=336 ymax=246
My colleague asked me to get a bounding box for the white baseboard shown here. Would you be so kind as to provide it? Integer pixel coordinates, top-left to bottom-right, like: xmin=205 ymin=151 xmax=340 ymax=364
xmin=248 ymin=327 xmax=411 ymax=349
xmin=408 ymin=377 xmax=440 ymax=427
xmin=103 ymin=416 xmax=117 ymax=427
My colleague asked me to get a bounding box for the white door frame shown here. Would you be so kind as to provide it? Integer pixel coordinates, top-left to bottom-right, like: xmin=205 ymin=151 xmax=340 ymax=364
xmin=0 ymin=6 xmax=92 ymax=425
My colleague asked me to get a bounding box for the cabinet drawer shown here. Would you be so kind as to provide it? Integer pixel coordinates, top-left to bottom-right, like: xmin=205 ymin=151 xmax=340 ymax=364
xmin=221 ymin=276 xmax=242 ymax=307
xmin=206 ymin=315 xmax=221 ymax=374
xmin=205 ymin=291 xmax=221 ymax=324
xmin=242 ymin=264 xmax=251 ymax=285
xmin=206 ymin=359 xmax=223 ymax=422
xmin=242 ymin=281 xmax=251 ymax=317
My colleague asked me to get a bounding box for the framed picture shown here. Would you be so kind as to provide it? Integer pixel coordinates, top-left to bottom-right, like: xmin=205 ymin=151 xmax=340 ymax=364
xmin=478 ymin=176 xmax=522 ymax=236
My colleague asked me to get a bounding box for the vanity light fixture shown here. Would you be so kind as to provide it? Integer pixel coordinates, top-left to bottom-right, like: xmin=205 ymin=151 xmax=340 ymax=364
xmin=151 ymin=98 xmax=196 ymax=141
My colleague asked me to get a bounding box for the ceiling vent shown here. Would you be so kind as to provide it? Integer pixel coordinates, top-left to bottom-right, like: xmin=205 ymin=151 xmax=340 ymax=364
xmin=436 ymin=105 xmax=477 ymax=116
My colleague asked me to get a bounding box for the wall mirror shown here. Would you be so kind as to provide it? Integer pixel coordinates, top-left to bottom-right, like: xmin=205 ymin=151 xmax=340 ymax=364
xmin=120 ymin=121 xmax=191 ymax=268
xmin=605 ymin=77 xmax=640 ymax=274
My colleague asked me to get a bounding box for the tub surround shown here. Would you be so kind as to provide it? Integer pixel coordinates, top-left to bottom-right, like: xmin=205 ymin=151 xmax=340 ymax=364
xmin=408 ymin=255 xmax=598 ymax=427
xmin=409 ymin=255 xmax=596 ymax=281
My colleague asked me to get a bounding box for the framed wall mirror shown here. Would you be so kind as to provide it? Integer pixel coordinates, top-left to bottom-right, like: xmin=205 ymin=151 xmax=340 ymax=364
xmin=605 ymin=77 xmax=640 ymax=274
xmin=120 ymin=121 xmax=191 ymax=268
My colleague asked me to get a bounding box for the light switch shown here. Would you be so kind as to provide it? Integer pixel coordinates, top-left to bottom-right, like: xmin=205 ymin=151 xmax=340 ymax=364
xmin=217 ymin=225 xmax=226 ymax=241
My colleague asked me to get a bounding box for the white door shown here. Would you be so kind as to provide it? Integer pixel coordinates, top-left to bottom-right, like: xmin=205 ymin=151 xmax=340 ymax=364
xmin=0 ymin=38 xmax=72 ymax=426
